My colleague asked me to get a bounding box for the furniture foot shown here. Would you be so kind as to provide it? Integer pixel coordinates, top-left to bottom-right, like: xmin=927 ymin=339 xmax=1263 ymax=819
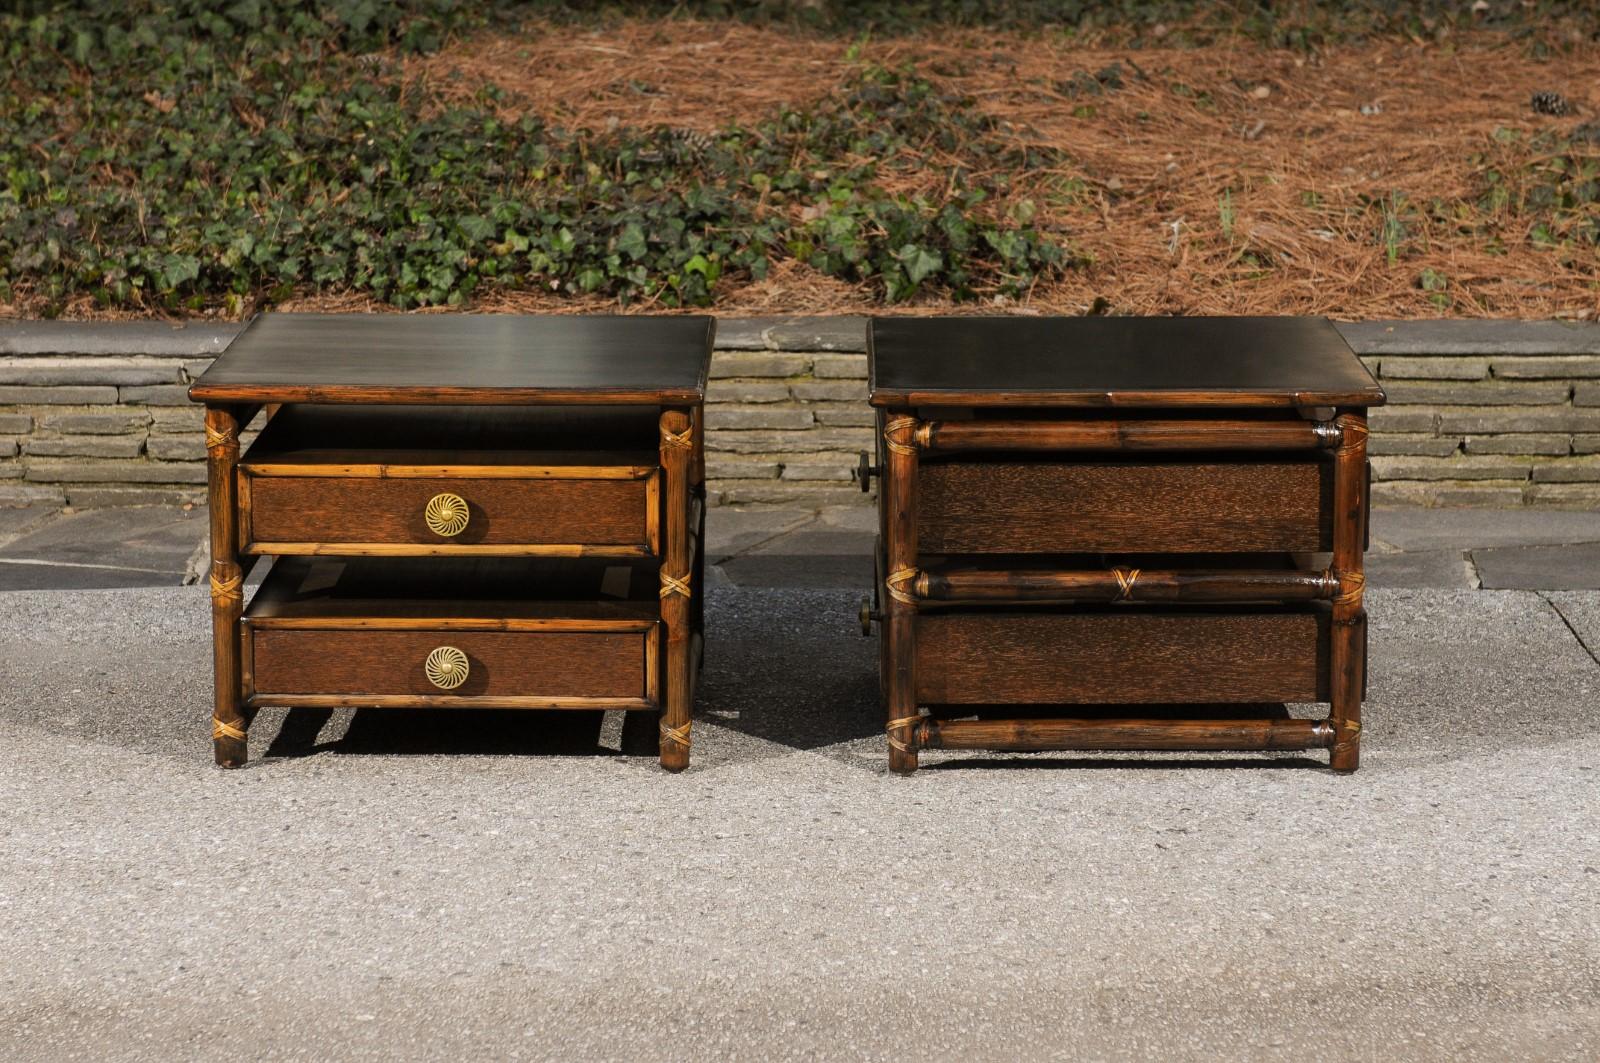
xmin=1329 ymin=721 xmax=1360 ymax=772
xmin=887 ymin=713 xmax=919 ymax=774
xmin=212 ymin=714 xmax=249 ymax=768
xmin=659 ymin=717 xmax=690 ymax=773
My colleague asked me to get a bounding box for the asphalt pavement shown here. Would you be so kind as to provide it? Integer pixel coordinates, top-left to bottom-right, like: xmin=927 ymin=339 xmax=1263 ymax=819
xmin=2 ymin=504 xmax=1599 ymax=1060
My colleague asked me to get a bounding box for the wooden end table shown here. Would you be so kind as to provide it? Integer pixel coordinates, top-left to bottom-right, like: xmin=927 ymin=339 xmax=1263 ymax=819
xmin=861 ymin=316 xmax=1386 ymax=774
xmin=188 ymin=313 xmax=712 ymax=771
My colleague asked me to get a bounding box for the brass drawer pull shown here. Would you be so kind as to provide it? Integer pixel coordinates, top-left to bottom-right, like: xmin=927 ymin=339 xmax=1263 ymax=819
xmin=424 ymin=646 xmax=470 ymax=690
xmin=424 ymin=492 xmax=470 ymax=537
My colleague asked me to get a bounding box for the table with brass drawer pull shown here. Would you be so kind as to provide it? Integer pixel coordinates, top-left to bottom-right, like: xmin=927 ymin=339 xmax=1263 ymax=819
xmin=859 ymin=315 xmax=1385 ymax=774
xmin=189 ymin=313 xmax=711 ymax=771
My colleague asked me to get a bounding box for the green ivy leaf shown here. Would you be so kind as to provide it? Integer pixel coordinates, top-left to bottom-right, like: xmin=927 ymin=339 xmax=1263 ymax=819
xmin=616 ymin=223 xmax=648 ymax=261
xmin=898 ymin=243 xmax=942 ymax=286
xmin=159 ymin=253 xmax=200 ymax=290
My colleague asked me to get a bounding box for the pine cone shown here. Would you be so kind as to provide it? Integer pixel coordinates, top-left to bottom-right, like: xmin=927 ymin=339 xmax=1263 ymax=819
xmin=1532 ymin=91 xmax=1572 ymax=117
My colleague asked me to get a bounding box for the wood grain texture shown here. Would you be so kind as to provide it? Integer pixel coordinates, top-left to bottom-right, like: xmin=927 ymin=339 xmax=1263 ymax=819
xmin=918 ymin=459 xmax=1333 ymax=554
xmin=915 ymin=563 xmax=1337 ymax=604
xmin=249 ymin=627 xmax=651 ymax=702
xmin=918 ymin=716 xmax=1335 ymax=751
xmin=914 ymin=610 xmax=1329 ymax=705
xmin=190 ymin=313 xmax=714 ymax=405
xmin=243 ymin=473 xmax=654 ymax=551
xmin=867 ymin=316 xmax=1384 ymax=408
xmin=243 ymin=693 xmax=654 ymax=710
xmin=918 ymin=417 xmax=1337 ymax=453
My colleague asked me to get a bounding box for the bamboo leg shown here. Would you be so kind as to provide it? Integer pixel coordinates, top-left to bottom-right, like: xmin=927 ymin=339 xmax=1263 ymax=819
xmin=882 ymin=409 xmax=920 ymax=774
xmin=692 ymin=405 xmax=706 ymax=667
xmin=659 ymin=407 xmax=694 ymax=772
xmin=1329 ymin=409 xmax=1369 ymax=772
xmin=205 ymin=406 xmax=248 ymax=768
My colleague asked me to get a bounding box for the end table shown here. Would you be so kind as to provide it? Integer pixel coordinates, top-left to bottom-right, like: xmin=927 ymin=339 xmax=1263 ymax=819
xmin=188 ymin=313 xmax=712 ymax=771
xmin=861 ymin=316 xmax=1385 ymax=774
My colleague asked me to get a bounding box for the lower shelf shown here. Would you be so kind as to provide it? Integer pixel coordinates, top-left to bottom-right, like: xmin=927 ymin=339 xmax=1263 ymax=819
xmin=916 ymin=713 xmax=1334 ymax=752
xmin=243 ymin=556 xmax=662 ymax=710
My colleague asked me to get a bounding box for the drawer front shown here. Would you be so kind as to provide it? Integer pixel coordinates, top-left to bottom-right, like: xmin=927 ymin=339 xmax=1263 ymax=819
xmin=243 ymin=473 xmax=656 ymax=553
xmin=248 ymin=626 xmax=656 ymax=706
xmin=915 ymin=611 xmax=1328 ymax=705
xmin=918 ymin=460 xmax=1331 ymax=554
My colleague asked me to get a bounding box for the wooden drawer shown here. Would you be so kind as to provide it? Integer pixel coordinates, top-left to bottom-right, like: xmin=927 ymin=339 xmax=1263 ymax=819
xmin=242 ymin=556 xmax=662 ymax=710
xmin=246 ymin=625 xmax=657 ymax=709
xmin=240 ymin=470 xmax=659 ymax=555
xmin=917 ymin=458 xmax=1332 ymax=554
xmin=914 ymin=609 xmax=1329 ymax=705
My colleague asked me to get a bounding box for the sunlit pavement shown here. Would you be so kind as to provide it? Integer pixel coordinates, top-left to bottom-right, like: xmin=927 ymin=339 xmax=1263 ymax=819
xmin=2 ymin=505 xmax=1598 ymax=1060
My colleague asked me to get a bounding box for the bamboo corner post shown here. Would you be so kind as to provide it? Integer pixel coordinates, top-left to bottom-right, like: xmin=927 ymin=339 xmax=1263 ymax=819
xmin=205 ymin=404 xmax=249 ymax=767
xmin=1328 ymin=408 xmax=1369 ymax=772
xmin=658 ymin=406 xmax=695 ymax=773
xmin=882 ymin=409 xmax=920 ymax=775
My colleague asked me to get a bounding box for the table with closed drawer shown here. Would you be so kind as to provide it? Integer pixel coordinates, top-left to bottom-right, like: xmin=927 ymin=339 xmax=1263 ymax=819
xmin=189 ymin=313 xmax=712 ymax=771
xmin=860 ymin=315 xmax=1385 ymax=774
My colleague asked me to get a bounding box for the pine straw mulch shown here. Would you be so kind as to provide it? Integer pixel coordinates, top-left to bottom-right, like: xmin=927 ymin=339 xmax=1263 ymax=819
xmin=396 ymin=19 xmax=1600 ymax=320
xmin=14 ymin=20 xmax=1595 ymax=321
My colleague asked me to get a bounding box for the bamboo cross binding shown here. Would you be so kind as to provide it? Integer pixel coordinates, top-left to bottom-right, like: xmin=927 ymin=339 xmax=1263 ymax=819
xmin=660 ymin=571 xmax=692 ymax=598
xmin=883 ymin=417 xmax=918 ymax=455
xmin=204 ymin=422 xmax=238 ymax=452
xmin=885 ymin=567 xmax=918 ymax=606
xmin=1335 ymin=570 xmax=1366 ymax=608
xmin=209 ymin=571 xmax=242 ymax=604
xmin=211 ymin=716 xmax=247 ymax=742
xmin=886 ymin=714 xmax=918 ymax=754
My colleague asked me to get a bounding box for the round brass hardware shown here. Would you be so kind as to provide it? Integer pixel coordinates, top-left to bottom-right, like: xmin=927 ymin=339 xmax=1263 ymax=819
xmin=858 ymin=596 xmax=879 ymax=636
xmin=424 ymin=646 xmax=470 ymax=690
xmin=424 ymin=493 xmax=470 ymax=537
xmin=853 ymin=451 xmax=878 ymax=493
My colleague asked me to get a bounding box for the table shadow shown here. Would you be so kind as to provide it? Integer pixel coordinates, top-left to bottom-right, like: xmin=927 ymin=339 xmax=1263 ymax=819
xmin=260 ymin=707 xmax=619 ymax=759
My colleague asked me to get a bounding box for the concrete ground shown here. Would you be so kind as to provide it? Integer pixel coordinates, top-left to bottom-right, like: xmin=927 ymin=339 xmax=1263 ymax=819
xmin=2 ymin=504 xmax=1599 ymax=1060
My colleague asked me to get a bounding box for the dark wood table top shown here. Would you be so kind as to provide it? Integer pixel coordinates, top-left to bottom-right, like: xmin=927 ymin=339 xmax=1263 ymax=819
xmin=190 ymin=313 xmax=714 ymax=405
xmin=868 ymin=316 xmax=1385 ymax=408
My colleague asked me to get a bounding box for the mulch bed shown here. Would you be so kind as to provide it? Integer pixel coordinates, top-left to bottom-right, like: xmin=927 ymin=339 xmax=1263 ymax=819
xmin=396 ymin=19 xmax=1599 ymax=319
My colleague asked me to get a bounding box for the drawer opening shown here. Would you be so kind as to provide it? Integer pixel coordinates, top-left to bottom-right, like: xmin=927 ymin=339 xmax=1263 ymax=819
xmin=246 ymin=556 xmax=662 ymax=623
xmin=243 ymin=403 xmax=662 ymax=469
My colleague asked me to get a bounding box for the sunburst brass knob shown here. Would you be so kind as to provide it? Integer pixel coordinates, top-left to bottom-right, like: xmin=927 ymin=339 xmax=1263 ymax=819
xmin=424 ymin=492 xmax=470 ymax=537
xmin=424 ymin=646 xmax=470 ymax=690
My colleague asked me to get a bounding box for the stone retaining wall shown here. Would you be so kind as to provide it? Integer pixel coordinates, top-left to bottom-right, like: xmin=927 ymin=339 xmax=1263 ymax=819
xmin=2 ymin=317 xmax=1597 ymax=508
